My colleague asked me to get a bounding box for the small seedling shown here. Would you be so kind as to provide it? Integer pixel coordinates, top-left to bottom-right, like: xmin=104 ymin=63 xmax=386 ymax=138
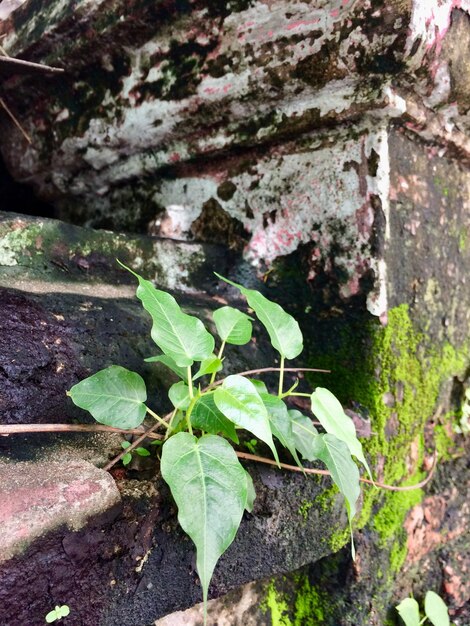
xmin=121 ymin=440 xmax=151 ymax=466
xmin=45 ymin=605 xmax=70 ymax=623
xmin=67 ymin=265 xmax=374 ymax=622
xmin=396 ymin=590 xmax=452 ymax=626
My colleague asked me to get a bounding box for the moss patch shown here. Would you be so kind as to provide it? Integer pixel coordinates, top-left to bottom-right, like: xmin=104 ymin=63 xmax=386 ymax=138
xmin=262 ymin=574 xmax=329 ymax=625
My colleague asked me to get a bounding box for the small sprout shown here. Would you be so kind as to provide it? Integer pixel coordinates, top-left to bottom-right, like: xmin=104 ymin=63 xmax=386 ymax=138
xmin=245 ymin=439 xmax=258 ymax=455
xmin=45 ymin=605 xmax=70 ymax=623
xmin=120 ymin=441 xmax=151 ymax=465
xmin=135 ymin=447 xmax=151 ymax=456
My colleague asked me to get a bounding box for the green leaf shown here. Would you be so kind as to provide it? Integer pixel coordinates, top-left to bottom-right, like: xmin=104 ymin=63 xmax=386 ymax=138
xmin=313 ymin=434 xmax=361 ymax=559
xmin=191 ymin=394 xmax=239 ymax=443
xmin=121 ymin=441 xmax=131 ymax=450
xmin=215 ymin=274 xmax=303 ymax=359
xmin=67 ymin=365 xmax=147 ymax=429
xmin=193 ymin=355 xmax=223 ymax=380
xmin=161 ymin=433 xmax=247 ymax=607
xmin=245 ymin=470 xmax=256 ymax=513
xmin=122 ymin=452 xmax=132 ymax=466
xmin=121 ymin=262 xmax=214 ymax=367
xmin=169 ymin=381 xmax=191 ymax=410
xmin=310 ymin=388 xmax=372 ymax=480
xmin=260 ymin=394 xmax=303 ymax=468
xmin=213 ymin=306 xmax=253 ymax=345
xmin=144 ymin=355 xmax=186 ymax=379
xmin=396 ymin=598 xmax=421 ymax=626
xmin=45 ymin=610 xmax=57 ymax=623
xmin=288 ymin=410 xmax=319 ymax=461
xmin=214 ymin=375 xmax=279 ymax=463
xmin=249 ymin=379 xmax=269 ymax=394
xmin=135 ymin=447 xmax=151 ymax=457
xmin=425 ymin=591 xmax=450 ymax=626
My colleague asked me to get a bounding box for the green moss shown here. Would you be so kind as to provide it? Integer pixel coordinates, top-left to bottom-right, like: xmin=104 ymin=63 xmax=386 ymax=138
xmin=263 ymin=580 xmax=291 ymax=626
xmin=329 ymin=527 xmax=349 ymax=553
xmin=262 ymin=574 xmax=328 ymax=625
xmin=298 ymin=499 xmax=314 ymax=521
xmin=315 ymin=484 xmax=339 ymax=512
xmin=309 ymin=304 xmax=469 ymax=575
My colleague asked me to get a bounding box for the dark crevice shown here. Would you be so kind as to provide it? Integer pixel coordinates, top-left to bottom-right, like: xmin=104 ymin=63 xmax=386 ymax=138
xmin=0 ymin=155 xmax=56 ymax=218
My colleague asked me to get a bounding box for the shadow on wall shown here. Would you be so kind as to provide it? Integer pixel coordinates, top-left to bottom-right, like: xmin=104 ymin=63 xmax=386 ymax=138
xmin=0 ymin=155 xmax=55 ymax=217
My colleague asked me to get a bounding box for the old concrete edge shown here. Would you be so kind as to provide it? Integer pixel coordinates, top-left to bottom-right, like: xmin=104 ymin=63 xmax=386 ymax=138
xmin=0 ymin=459 xmax=121 ymax=563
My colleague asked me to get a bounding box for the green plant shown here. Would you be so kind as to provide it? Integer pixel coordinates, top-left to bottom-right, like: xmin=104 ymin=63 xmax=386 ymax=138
xmin=45 ymin=605 xmax=70 ymax=623
xmin=120 ymin=440 xmax=151 ymax=466
xmin=67 ymin=266 xmax=372 ymax=620
xmin=396 ymin=591 xmax=452 ymax=626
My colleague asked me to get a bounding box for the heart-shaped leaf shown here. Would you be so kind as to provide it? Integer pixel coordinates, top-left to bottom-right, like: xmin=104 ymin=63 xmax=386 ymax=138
xmin=168 ymin=381 xmax=191 ymax=410
xmin=396 ymin=597 xmax=421 ymax=626
xmin=214 ymin=375 xmax=279 ymax=463
xmin=425 ymin=591 xmax=450 ymax=626
xmin=313 ymin=433 xmax=361 ymax=559
xmin=213 ymin=306 xmax=253 ymax=345
xmin=67 ymin=365 xmax=147 ymax=429
xmin=288 ymin=409 xmax=320 ymax=461
xmin=249 ymin=379 xmax=269 ymax=394
xmin=121 ymin=262 xmax=214 ymax=367
xmin=261 ymin=394 xmax=303 ymax=468
xmin=191 ymin=394 xmax=239 ymax=443
xmin=161 ymin=433 xmax=247 ymax=607
xmin=145 ymin=355 xmax=186 ymax=379
xmin=193 ymin=355 xmax=223 ymax=380
xmin=311 ymin=388 xmax=372 ymax=480
xmin=215 ymin=274 xmax=303 ymax=360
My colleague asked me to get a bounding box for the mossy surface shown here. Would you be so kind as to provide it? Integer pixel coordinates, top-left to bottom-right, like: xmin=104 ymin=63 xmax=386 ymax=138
xmin=262 ymin=303 xmax=469 ymax=624
xmin=262 ymin=574 xmax=328 ymax=626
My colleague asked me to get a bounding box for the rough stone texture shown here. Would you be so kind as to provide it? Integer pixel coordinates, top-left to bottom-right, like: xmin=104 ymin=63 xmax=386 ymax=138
xmin=0 ymin=460 xmax=121 ymax=562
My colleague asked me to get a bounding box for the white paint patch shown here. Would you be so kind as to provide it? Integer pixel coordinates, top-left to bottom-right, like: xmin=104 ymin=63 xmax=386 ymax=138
xmin=0 ymin=0 xmax=27 ymax=20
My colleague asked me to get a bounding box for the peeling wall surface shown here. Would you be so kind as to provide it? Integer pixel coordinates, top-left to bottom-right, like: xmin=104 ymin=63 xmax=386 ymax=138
xmin=1 ymin=1 xmax=470 ymax=625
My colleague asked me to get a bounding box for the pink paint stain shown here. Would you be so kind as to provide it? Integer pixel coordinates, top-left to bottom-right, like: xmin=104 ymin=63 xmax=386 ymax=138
xmin=330 ymin=8 xmax=340 ymax=18
xmin=169 ymin=153 xmax=181 ymax=163
xmin=223 ymin=83 xmax=232 ymax=93
xmin=286 ymin=19 xmax=320 ymax=31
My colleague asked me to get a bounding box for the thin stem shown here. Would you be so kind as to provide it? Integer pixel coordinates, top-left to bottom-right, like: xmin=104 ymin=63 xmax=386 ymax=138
xmin=0 ymin=423 xmax=438 ymax=489
xmin=209 ymin=340 xmax=226 ymax=385
xmin=146 ymin=407 xmax=169 ymax=430
xmin=187 ymin=366 xmax=194 ymax=399
xmin=204 ymin=367 xmax=330 ymax=392
xmin=185 ymin=398 xmax=196 ymax=436
xmin=287 ymin=392 xmax=311 ymax=398
xmin=165 ymin=409 xmax=177 ymax=440
xmin=0 ymin=97 xmax=32 ymax=144
xmin=235 ymin=450 xmax=438 ymax=492
xmin=278 ymin=355 xmax=285 ymax=397
xmin=0 ymin=423 xmax=163 ymax=439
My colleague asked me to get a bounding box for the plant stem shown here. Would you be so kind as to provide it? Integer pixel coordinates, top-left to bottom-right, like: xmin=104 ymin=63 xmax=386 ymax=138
xmin=0 ymin=423 xmax=439 ymax=489
xmin=187 ymin=366 xmax=194 ymax=399
xmin=165 ymin=409 xmax=177 ymax=440
xmin=209 ymin=340 xmax=226 ymax=385
xmin=278 ymin=355 xmax=285 ymax=397
xmin=235 ymin=450 xmax=438 ymax=492
xmin=146 ymin=407 xmax=169 ymax=430
xmin=204 ymin=367 xmax=330 ymax=392
xmin=0 ymin=423 xmax=163 ymax=439
xmin=185 ymin=398 xmax=196 ymax=436
xmin=287 ymin=392 xmax=311 ymax=398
